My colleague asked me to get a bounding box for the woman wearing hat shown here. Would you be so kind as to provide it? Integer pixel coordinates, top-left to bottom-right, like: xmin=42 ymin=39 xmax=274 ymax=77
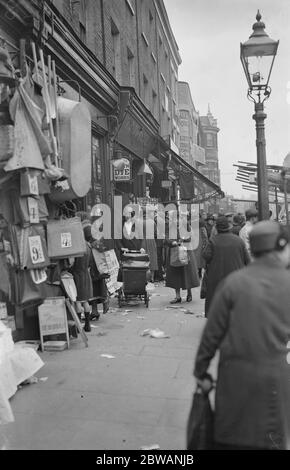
xmin=165 ymin=210 xmax=200 ymax=303
xmin=203 ymin=216 xmax=250 ymax=316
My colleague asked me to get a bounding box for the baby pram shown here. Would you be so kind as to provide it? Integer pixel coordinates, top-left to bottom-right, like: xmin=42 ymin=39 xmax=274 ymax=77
xmin=118 ymin=250 xmax=150 ymax=308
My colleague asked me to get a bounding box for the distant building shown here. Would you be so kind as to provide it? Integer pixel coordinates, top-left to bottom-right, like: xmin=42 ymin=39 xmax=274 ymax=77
xmin=199 ymin=106 xmax=221 ymax=186
xmin=177 ymin=81 xmax=205 ymax=168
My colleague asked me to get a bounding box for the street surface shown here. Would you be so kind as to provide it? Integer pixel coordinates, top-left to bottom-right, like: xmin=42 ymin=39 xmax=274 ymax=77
xmin=3 ymin=283 xmax=217 ymax=450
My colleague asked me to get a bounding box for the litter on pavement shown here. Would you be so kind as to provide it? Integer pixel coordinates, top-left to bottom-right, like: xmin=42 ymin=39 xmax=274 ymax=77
xmin=21 ymin=376 xmax=39 ymax=385
xmin=141 ymin=328 xmax=170 ymax=339
xmin=39 ymin=377 xmax=48 ymax=382
xmin=140 ymin=444 xmax=161 ymax=450
xmin=137 ymin=316 xmax=145 ymax=319
xmin=180 ymin=308 xmax=195 ymax=315
xmin=145 ymin=283 xmax=155 ymax=292
xmin=100 ymin=354 xmax=115 ymax=359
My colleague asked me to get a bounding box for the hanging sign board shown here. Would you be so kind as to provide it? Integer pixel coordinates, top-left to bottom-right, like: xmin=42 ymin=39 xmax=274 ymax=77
xmin=114 ymin=158 xmax=131 ymax=181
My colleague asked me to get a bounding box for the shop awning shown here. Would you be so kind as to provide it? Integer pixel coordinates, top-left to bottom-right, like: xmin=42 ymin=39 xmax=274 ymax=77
xmin=157 ymin=136 xmax=224 ymax=202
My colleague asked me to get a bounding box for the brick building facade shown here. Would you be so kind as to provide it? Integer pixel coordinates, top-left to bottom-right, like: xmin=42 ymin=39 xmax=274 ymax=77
xmin=0 ymin=0 xmax=222 ymax=208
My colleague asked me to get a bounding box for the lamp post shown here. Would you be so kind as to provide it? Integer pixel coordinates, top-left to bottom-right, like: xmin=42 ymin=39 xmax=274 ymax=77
xmin=240 ymin=11 xmax=279 ymax=220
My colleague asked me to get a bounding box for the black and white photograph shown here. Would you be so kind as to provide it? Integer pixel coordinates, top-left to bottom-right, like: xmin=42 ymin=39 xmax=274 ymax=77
xmin=0 ymin=0 xmax=290 ymax=456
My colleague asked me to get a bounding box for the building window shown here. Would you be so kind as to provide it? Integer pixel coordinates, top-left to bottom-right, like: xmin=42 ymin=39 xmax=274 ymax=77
xmin=127 ymin=47 xmax=135 ymax=87
xmin=111 ymin=19 xmax=122 ymax=82
xmin=90 ymin=135 xmax=103 ymax=206
xmin=143 ymin=74 xmax=149 ymax=108
xmin=206 ymin=133 xmax=214 ymax=147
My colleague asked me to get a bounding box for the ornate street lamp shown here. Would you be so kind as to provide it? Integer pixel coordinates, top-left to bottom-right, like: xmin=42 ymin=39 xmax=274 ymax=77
xmin=240 ymin=10 xmax=279 ymax=220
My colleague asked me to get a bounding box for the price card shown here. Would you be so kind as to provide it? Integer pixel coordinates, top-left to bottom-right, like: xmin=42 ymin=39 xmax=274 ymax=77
xmin=61 ymin=232 xmax=72 ymax=248
xmin=28 ymin=174 xmax=39 ymax=196
xmin=28 ymin=236 xmax=45 ymax=265
xmin=28 ymin=197 xmax=40 ymax=224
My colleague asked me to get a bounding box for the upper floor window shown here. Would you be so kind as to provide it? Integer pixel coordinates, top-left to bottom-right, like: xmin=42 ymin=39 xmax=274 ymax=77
xmin=206 ymin=133 xmax=214 ymax=147
xmin=111 ymin=19 xmax=122 ymax=83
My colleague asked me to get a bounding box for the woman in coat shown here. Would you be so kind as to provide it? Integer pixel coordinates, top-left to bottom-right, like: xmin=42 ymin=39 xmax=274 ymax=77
xmin=194 ymin=221 xmax=290 ymax=449
xmin=70 ymin=221 xmax=93 ymax=332
xmin=203 ymin=216 xmax=250 ymax=316
xmin=165 ymin=211 xmax=200 ymax=303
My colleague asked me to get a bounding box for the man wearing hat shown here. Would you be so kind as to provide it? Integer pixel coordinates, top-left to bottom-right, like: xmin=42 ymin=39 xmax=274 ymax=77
xmin=239 ymin=208 xmax=258 ymax=259
xmin=202 ymin=216 xmax=250 ymax=316
xmin=194 ymin=221 xmax=290 ymax=449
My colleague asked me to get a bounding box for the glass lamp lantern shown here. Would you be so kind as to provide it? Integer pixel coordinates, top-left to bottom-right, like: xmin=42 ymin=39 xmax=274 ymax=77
xmin=240 ymin=10 xmax=279 ymax=100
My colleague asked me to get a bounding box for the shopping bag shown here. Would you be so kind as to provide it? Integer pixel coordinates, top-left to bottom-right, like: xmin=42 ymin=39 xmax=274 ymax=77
xmin=187 ymin=386 xmax=214 ymax=450
xmin=12 ymin=224 xmax=50 ymax=270
xmin=170 ymin=244 xmax=188 ymax=267
xmin=47 ymin=217 xmax=86 ymax=259
xmin=10 ymin=268 xmax=46 ymax=308
xmin=20 ymin=169 xmax=50 ymax=196
xmin=12 ymin=195 xmax=49 ymax=226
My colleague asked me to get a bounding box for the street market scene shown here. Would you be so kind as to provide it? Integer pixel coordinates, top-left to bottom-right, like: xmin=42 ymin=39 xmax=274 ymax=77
xmin=0 ymin=0 xmax=290 ymax=453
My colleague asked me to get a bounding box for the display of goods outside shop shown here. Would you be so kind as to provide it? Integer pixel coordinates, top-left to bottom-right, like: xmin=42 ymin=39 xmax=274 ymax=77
xmin=49 ymin=97 xmax=91 ymax=203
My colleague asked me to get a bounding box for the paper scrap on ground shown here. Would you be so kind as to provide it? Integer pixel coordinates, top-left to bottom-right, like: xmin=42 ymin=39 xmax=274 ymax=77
xmin=140 ymin=444 xmax=160 ymax=450
xmin=141 ymin=328 xmax=170 ymax=339
xmin=180 ymin=309 xmax=195 ymax=315
xmin=100 ymin=354 xmax=115 ymax=359
xmin=137 ymin=316 xmax=145 ymax=319
xmin=21 ymin=376 xmax=38 ymax=385
xmin=90 ymin=325 xmax=99 ymax=328
xmin=145 ymin=283 xmax=155 ymax=292
xmin=39 ymin=377 xmax=48 ymax=382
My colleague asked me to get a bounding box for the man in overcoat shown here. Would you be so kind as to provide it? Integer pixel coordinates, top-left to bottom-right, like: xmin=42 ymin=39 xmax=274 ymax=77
xmin=203 ymin=216 xmax=250 ymax=315
xmin=194 ymin=221 xmax=290 ymax=449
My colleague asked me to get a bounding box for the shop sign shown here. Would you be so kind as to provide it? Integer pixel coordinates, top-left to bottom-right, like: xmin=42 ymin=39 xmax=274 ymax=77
xmin=161 ymin=180 xmax=172 ymax=188
xmin=137 ymin=197 xmax=159 ymax=206
xmin=114 ymin=158 xmax=131 ymax=181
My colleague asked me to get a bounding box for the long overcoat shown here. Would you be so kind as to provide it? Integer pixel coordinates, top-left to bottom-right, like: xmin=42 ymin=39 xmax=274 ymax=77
xmin=194 ymin=256 xmax=290 ymax=449
xmin=165 ymin=225 xmax=200 ymax=290
xmin=203 ymin=232 xmax=250 ymax=314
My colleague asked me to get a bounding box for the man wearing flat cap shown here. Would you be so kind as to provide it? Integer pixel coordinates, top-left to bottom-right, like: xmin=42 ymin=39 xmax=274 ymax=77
xmin=194 ymin=221 xmax=290 ymax=450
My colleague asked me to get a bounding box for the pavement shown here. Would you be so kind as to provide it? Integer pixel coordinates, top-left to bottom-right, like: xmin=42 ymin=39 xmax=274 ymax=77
xmin=2 ymin=282 xmax=218 ymax=450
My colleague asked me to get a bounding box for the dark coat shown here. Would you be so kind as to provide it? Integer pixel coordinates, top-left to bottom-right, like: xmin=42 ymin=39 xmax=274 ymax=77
xmin=71 ymin=242 xmax=93 ymax=302
xmin=194 ymin=256 xmax=290 ymax=449
xmin=194 ymin=225 xmax=208 ymax=269
xmin=203 ymin=232 xmax=250 ymax=314
xmin=165 ymin=240 xmax=200 ymax=290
